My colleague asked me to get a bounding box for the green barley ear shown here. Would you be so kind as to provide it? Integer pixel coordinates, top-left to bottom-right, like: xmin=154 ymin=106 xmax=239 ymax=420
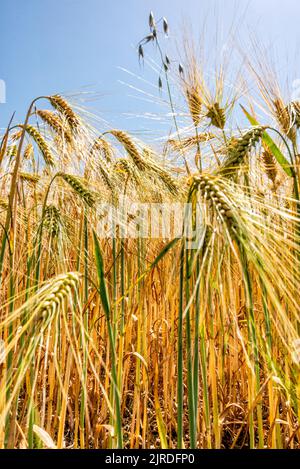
xmin=57 ymin=172 xmax=96 ymax=208
xmin=191 ymin=174 xmax=235 ymax=228
xmin=36 ymin=110 xmax=72 ymax=143
xmin=43 ymin=205 xmax=63 ymax=238
xmin=23 ymin=124 xmax=54 ymax=166
xmin=48 ymin=95 xmax=80 ymax=131
xmin=220 ymin=126 xmax=265 ymax=175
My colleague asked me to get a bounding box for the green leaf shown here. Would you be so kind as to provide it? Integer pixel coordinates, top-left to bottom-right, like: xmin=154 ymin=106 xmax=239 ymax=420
xmin=240 ymin=105 xmax=293 ymax=177
xmin=93 ymin=230 xmax=110 ymax=319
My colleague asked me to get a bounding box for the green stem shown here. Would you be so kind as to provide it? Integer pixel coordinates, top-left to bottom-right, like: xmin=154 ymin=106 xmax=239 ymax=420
xmin=177 ymin=245 xmax=184 ymax=448
xmin=185 ymin=250 xmax=196 ymax=448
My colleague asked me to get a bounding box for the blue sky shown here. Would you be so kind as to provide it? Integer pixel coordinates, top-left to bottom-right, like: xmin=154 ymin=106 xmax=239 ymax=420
xmin=0 ymin=0 xmax=300 ymax=133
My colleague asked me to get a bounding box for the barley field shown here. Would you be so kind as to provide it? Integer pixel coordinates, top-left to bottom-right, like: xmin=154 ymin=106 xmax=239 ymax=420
xmin=1 ymin=11 xmax=300 ymax=450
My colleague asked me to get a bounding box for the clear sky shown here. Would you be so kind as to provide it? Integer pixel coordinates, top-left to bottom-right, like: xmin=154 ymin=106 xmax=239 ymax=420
xmin=1 ymin=0 xmax=300 ymax=133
